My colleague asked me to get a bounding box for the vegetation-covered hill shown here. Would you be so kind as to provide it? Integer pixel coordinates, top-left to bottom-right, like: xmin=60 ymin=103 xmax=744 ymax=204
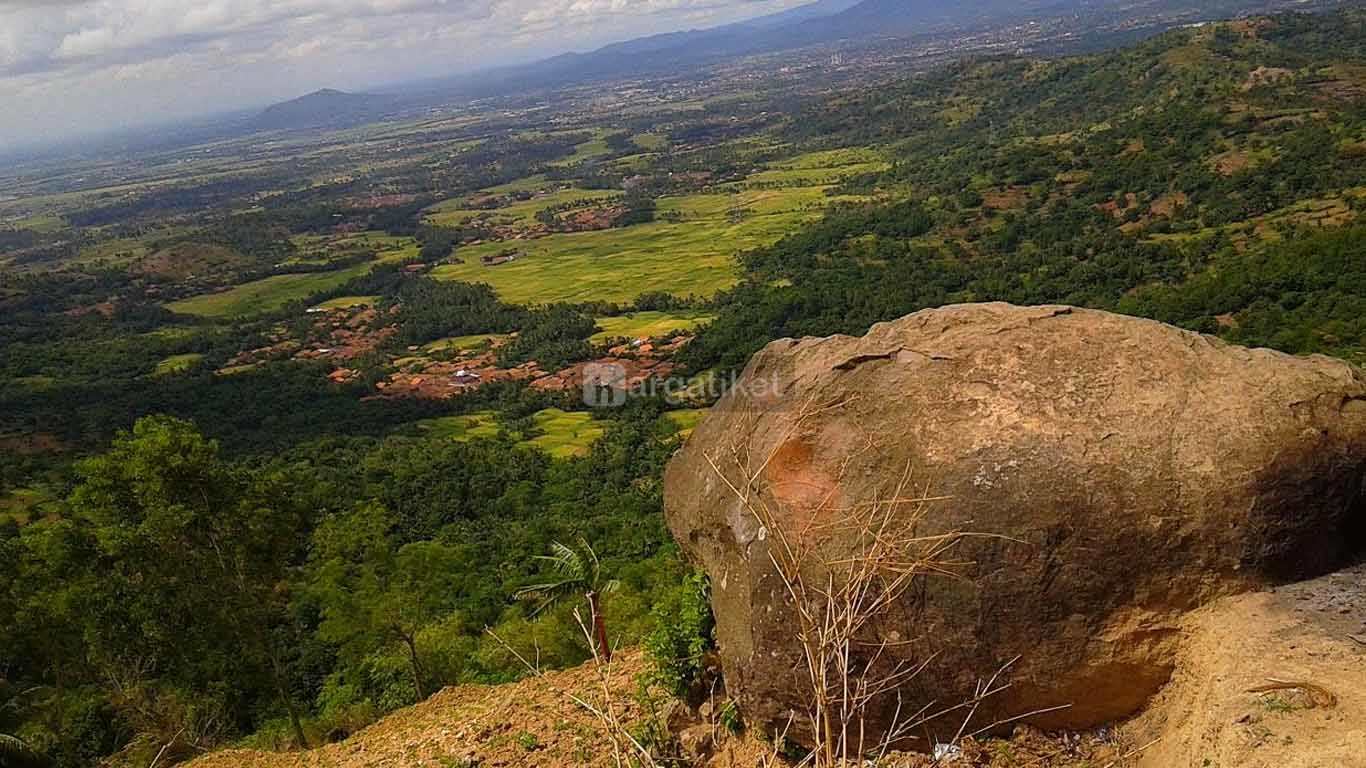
xmin=689 ymin=12 xmax=1366 ymax=370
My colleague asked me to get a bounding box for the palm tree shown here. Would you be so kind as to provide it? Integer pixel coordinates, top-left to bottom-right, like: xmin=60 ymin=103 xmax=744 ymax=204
xmin=0 ymin=683 xmax=49 ymax=768
xmin=515 ymin=539 xmax=619 ymax=662
xmin=0 ymin=677 xmax=48 ymax=759
xmin=0 ymin=733 xmax=50 ymax=768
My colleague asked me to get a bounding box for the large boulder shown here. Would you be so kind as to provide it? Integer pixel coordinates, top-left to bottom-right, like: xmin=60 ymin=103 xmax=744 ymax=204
xmin=664 ymin=303 xmax=1366 ymax=747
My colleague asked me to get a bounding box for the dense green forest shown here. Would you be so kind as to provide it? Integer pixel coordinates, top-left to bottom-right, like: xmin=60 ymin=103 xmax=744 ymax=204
xmin=1 ymin=403 xmax=693 ymax=764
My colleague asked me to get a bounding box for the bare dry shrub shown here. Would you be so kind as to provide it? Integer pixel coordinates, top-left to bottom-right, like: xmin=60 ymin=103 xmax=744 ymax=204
xmin=101 ymin=666 xmax=225 ymax=768
xmin=492 ymin=395 xmax=1064 ymax=768
xmin=702 ymin=395 xmax=1047 ymax=767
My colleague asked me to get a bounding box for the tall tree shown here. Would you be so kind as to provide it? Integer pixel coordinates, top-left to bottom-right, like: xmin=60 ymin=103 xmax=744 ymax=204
xmin=66 ymin=416 xmax=311 ymax=751
xmin=308 ymin=503 xmax=467 ymax=703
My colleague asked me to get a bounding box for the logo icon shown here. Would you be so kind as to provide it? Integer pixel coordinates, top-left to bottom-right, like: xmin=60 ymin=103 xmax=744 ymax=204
xmin=582 ymin=362 xmax=628 ymax=408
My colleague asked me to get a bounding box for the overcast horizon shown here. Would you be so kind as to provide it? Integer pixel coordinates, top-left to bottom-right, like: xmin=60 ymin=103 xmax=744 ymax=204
xmin=0 ymin=0 xmax=817 ymax=151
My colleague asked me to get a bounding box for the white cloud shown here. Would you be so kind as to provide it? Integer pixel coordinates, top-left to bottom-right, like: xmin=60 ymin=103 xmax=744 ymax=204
xmin=0 ymin=0 xmax=807 ymax=147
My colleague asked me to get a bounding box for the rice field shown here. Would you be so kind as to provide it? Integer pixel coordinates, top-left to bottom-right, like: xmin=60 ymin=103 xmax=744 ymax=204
xmin=419 ymin=411 xmax=504 ymax=441
xmin=743 ymin=148 xmax=890 ymax=186
xmin=417 ymin=409 xmax=605 ymax=459
xmin=664 ymin=409 xmax=708 ymax=440
xmin=166 ymin=262 xmax=376 ymax=318
xmin=425 ymin=187 xmax=617 ymax=228
xmin=591 ymin=311 xmax=714 ymax=343
xmin=430 ymin=183 xmax=860 ymax=305
xmin=521 ymin=409 xmax=606 ymax=458
xmin=313 ymin=295 xmax=379 ymax=310
xmin=153 ymin=353 xmax=205 ymax=376
xmin=549 ymin=131 xmax=614 ymax=168
xmin=166 ymin=236 xmax=416 ymax=318
xmin=424 ymin=334 xmax=509 ymax=353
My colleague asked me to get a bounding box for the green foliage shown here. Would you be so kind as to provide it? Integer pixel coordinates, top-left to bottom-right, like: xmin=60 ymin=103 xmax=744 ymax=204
xmin=10 ymin=13 xmax=1366 ymax=767
xmin=690 ymin=15 xmax=1366 ymax=373
xmin=0 ymin=733 xmax=51 ymax=768
xmin=416 ymin=226 xmax=460 ymax=263
xmin=515 ymin=539 xmax=618 ymax=617
xmin=495 ymin=305 xmax=597 ymax=371
xmin=1119 ymin=226 xmax=1366 ymax=361
xmin=2 ymin=403 xmax=686 ymax=763
xmin=308 ymin=503 xmax=474 ymax=702
xmin=643 ymin=570 xmax=714 ymax=698
xmin=515 ymin=538 xmax=621 ymax=660
xmin=384 ymin=277 xmax=527 ymax=347
xmin=718 ymin=699 xmax=742 ymax=735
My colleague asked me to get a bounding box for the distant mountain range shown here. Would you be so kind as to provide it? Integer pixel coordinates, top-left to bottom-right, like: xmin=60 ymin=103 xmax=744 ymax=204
xmin=253 ymin=0 xmax=1306 ymax=131
xmin=417 ymin=0 xmax=1136 ymax=98
xmin=257 ymin=0 xmax=876 ymax=129
xmin=401 ymin=0 xmax=1036 ymax=100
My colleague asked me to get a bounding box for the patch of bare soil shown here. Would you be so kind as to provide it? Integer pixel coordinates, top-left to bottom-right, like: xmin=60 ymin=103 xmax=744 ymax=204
xmin=1314 ymin=65 xmax=1366 ymax=103
xmin=1228 ymin=19 xmax=1271 ymax=39
xmin=1242 ymin=66 xmax=1294 ymax=92
xmin=1098 ymin=193 xmax=1138 ymax=219
xmin=880 ymin=728 xmax=1136 ymax=768
xmin=1250 ymin=198 xmax=1356 ymax=238
xmin=981 ymin=187 xmax=1030 ymax=211
xmin=0 ymin=432 xmax=66 ymax=454
xmin=1149 ymin=191 xmax=1189 ymax=218
xmin=190 ymin=653 xmax=654 ymax=768
xmin=1212 ymin=150 xmax=1251 ymax=176
xmin=1126 ymin=565 xmax=1366 ymax=768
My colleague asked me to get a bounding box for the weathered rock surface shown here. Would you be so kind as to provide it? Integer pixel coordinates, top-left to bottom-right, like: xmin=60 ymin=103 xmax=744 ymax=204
xmin=664 ymin=303 xmax=1366 ymax=746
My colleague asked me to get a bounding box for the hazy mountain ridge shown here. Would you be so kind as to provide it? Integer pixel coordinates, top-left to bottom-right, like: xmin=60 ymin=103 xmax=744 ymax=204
xmin=251 ymin=0 xmax=1332 ymax=139
xmin=254 ymin=88 xmax=397 ymax=132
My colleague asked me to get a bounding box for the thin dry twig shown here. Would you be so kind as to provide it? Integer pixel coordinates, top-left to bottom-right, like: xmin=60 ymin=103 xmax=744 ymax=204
xmin=146 ymin=727 xmax=186 ymax=768
xmin=1247 ymin=678 xmax=1338 ymax=709
xmin=701 ymin=398 xmax=1028 ymax=768
xmin=1100 ymin=736 xmax=1161 ymax=768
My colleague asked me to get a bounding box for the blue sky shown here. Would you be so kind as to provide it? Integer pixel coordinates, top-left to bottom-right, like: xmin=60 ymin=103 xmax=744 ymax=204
xmin=0 ymin=0 xmax=811 ymax=147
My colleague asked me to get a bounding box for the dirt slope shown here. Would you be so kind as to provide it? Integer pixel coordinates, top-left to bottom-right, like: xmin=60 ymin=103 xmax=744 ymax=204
xmin=1129 ymin=564 xmax=1366 ymax=768
xmin=190 ymin=654 xmax=652 ymax=768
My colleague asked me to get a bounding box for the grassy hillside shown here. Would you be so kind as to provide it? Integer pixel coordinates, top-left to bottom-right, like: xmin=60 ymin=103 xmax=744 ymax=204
xmin=690 ymin=12 xmax=1366 ymax=370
